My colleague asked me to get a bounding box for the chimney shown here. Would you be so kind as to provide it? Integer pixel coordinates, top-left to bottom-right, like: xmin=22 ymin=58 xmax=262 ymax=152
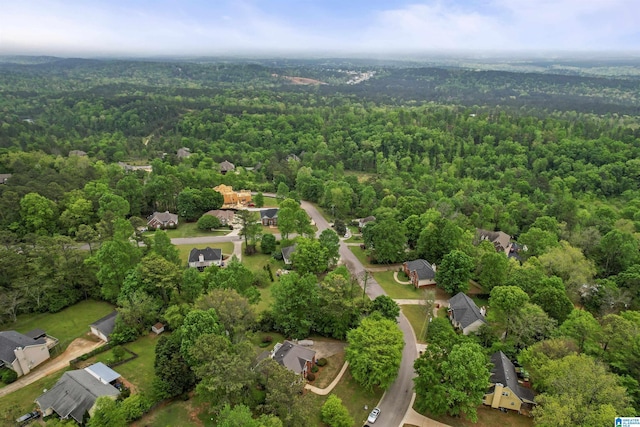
xmin=198 ymin=254 xmax=204 ymax=263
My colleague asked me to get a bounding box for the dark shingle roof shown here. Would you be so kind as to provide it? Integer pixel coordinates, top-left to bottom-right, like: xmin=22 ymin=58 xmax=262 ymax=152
xmin=25 ymin=328 xmax=47 ymax=340
xmin=188 ymin=247 xmax=222 ymax=263
xmin=449 ymin=292 xmax=486 ymax=329
xmin=89 ymin=311 xmax=117 ymax=337
xmin=272 ymin=341 xmax=315 ymax=374
xmin=0 ymin=331 xmax=46 ymax=364
xmin=36 ymin=370 xmax=119 ymax=423
xmin=260 ymin=208 xmax=279 ymax=220
xmin=475 ymin=229 xmax=511 ymax=252
xmin=405 ymin=259 xmax=436 ymax=281
xmin=281 ymin=245 xmax=296 ymax=263
xmin=490 ymin=351 xmax=535 ymax=403
xmin=148 ymin=211 xmax=178 ymax=224
xmin=219 ymin=160 xmax=235 ymax=171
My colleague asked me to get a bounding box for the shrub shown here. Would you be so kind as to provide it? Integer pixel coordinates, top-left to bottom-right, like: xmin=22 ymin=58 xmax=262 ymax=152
xmin=311 ymin=365 xmax=319 ymax=373
xmin=120 ymin=394 xmax=152 ymax=422
xmin=317 ymin=358 xmax=328 ymax=367
xmin=1 ymin=368 xmax=17 ymax=384
xmin=112 ymin=345 xmax=126 ymax=362
xmin=306 ymin=372 xmax=316 ymax=381
xmin=197 ymin=214 xmax=221 ymax=231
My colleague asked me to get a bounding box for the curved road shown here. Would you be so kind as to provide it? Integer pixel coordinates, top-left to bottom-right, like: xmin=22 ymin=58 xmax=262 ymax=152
xmin=175 ymin=197 xmax=417 ymax=427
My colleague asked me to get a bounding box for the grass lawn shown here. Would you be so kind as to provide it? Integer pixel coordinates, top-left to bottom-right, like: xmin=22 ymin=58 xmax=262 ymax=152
xmin=345 ymin=233 xmax=364 ymax=243
xmin=115 ymin=334 xmax=162 ymax=395
xmin=348 ymin=246 xmax=377 ymax=269
xmin=132 ymin=399 xmax=203 ymax=427
xmin=312 ymin=351 xmax=345 ymax=389
xmin=372 ymin=271 xmax=424 ymax=299
xmin=175 ymin=242 xmax=235 ymax=264
xmin=410 ymin=405 xmax=534 ymax=427
xmin=145 ymin=222 xmax=230 ymax=239
xmin=251 ymin=331 xmax=286 ymax=353
xmin=401 ymin=305 xmax=429 ymax=344
xmin=0 ymin=370 xmax=66 ymax=423
xmin=332 ymin=369 xmax=384 ymax=427
xmin=4 ymin=300 xmax=115 ymax=352
xmin=262 ymin=196 xmax=279 ymax=207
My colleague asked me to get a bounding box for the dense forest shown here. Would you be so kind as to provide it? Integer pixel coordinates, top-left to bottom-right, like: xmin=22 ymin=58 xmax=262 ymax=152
xmin=1 ymin=57 xmax=640 ymax=426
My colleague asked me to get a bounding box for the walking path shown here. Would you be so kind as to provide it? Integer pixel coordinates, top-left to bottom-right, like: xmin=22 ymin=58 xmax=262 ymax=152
xmin=0 ymin=338 xmax=103 ymax=398
xmin=394 ymin=271 xmax=412 ymax=284
xmin=304 ymin=361 xmax=349 ymax=396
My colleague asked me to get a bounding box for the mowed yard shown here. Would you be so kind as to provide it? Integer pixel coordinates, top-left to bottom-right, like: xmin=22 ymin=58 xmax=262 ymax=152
xmin=176 ymin=242 xmax=235 ymax=264
xmin=144 ymin=222 xmax=231 ymax=239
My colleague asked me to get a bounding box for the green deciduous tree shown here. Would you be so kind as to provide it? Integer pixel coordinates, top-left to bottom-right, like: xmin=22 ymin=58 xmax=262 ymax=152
xmin=271 ymin=272 xmax=318 ymax=338
xmin=179 ymin=309 xmax=223 ymax=364
xmin=20 ymin=192 xmax=58 ymax=235
xmin=489 ymin=285 xmax=530 ymax=340
xmin=290 ymin=238 xmax=329 ymax=275
xmin=260 ymin=233 xmax=277 ymax=254
xmin=318 ymin=228 xmax=340 ymax=268
xmin=371 ymin=295 xmax=400 ymax=320
xmin=197 ymin=214 xmax=222 ymax=231
xmin=237 ymin=210 xmax=262 ymax=254
xmin=436 ymin=250 xmax=474 ymax=295
xmin=153 ymin=333 xmax=195 ymax=399
xmin=533 ymin=354 xmax=634 ymax=427
xmin=152 ymin=230 xmax=181 ymax=265
xmin=216 ymin=404 xmax=282 ymax=427
xmin=87 ymin=396 xmax=127 ymax=427
xmin=253 ymin=192 xmax=265 ymax=208
xmin=362 ymin=219 xmax=407 ymax=264
xmin=476 ymin=251 xmax=509 ymax=292
xmin=195 ymin=288 xmax=256 ymax=342
xmin=414 ymin=342 xmax=490 ymax=422
xmin=558 ymin=309 xmax=602 ymax=353
xmin=321 ymin=394 xmax=354 ymax=427
xmin=346 ymin=315 xmax=404 ymax=390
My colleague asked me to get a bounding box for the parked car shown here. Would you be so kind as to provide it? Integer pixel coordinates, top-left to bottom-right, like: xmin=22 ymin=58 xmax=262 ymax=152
xmin=367 ymin=407 xmax=380 ymax=423
xmin=16 ymin=411 xmax=40 ymax=425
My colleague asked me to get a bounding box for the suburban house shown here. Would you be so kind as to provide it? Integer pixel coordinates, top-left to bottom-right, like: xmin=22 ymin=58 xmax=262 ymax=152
xmin=219 ymin=160 xmax=235 ymax=174
xmin=448 ymin=292 xmax=486 ymax=335
xmin=287 ymin=153 xmax=301 ymax=162
xmin=403 ymin=259 xmax=437 ymax=288
xmin=0 ymin=173 xmax=12 ymax=184
xmin=0 ymin=330 xmax=51 ymax=377
xmin=358 ymin=216 xmax=376 ymax=230
xmin=36 ymin=365 xmax=121 ymax=424
xmin=176 ymin=147 xmax=191 ymax=159
xmin=89 ymin=311 xmax=118 ymax=342
xmin=118 ymin=162 xmax=152 ymax=173
xmin=188 ymin=247 xmax=223 ymax=271
xmin=271 ymin=341 xmax=316 ymax=376
xmin=260 ymin=208 xmax=279 ymax=226
xmin=475 ymin=229 xmax=512 ymax=255
xmin=483 ymin=351 xmax=536 ymax=413
xmin=214 ymin=184 xmax=252 ymax=208
xmin=147 ymin=211 xmax=179 ymax=229
xmin=204 ymin=209 xmax=235 ymax=226
xmin=68 ymin=150 xmax=87 ymax=157
xmin=281 ymin=244 xmax=296 ymax=265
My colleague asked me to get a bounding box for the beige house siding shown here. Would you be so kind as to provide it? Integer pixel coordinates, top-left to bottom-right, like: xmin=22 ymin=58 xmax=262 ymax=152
xmin=484 ymin=384 xmax=523 ymax=411
xmin=90 ymin=326 xmax=109 ymax=342
xmin=12 ymin=344 xmax=50 ymax=376
xmin=462 ymin=319 xmax=485 ymax=335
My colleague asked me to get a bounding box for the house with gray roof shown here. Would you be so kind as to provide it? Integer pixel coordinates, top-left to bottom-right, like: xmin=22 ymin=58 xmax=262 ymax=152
xmin=147 ymin=211 xmax=179 ymax=229
xmin=89 ymin=311 xmax=117 ymax=342
xmin=260 ymin=208 xmax=279 ymax=226
xmin=403 ymin=259 xmax=436 ymax=288
xmin=271 ymin=341 xmax=316 ymax=376
xmin=204 ymin=209 xmax=235 ymax=226
xmin=448 ymin=292 xmax=486 ymax=335
xmin=281 ymin=244 xmax=296 ymax=265
xmin=176 ymin=147 xmax=191 ymax=159
xmin=0 ymin=173 xmax=12 ymax=184
xmin=483 ymin=351 xmax=536 ymax=413
xmin=219 ymin=160 xmax=235 ymax=174
xmin=188 ymin=247 xmax=222 ymax=271
xmin=475 ymin=229 xmax=512 ymax=255
xmin=84 ymin=362 xmax=121 ymax=385
xmin=36 ymin=367 xmax=120 ymax=423
xmin=0 ymin=331 xmax=50 ymax=377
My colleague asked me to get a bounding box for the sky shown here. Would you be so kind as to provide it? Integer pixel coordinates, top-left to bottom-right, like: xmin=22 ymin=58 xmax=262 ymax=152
xmin=1 ymin=0 xmax=639 ymax=57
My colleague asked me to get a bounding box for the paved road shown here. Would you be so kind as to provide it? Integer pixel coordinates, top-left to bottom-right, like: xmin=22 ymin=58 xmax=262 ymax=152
xmin=170 ymin=195 xmax=420 ymax=427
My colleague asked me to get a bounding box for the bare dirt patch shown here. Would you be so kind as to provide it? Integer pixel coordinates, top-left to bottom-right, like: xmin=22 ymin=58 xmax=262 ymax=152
xmin=272 ymin=74 xmax=327 ymax=85
xmin=308 ymin=337 xmax=347 ymax=359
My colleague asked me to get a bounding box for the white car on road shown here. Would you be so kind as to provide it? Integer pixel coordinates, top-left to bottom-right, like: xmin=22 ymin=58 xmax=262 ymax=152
xmin=367 ymin=407 xmax=381 ymax=423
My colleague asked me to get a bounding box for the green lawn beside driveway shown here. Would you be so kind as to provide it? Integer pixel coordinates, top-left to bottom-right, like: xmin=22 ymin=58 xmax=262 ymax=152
xmin=348 ymin=246 xmax=377 ymax=269
xmin=0 ymin=370 xmax=66 ymax=424
xmin=4 ymin=300 xmax=114 ymax=352
xmin=401 ymin=305 xmax=429 ymax=344
xmin=176 ymin=242 xmax=235 ymax=265
xmin=372 ymin=271 xmax=424 ymax=299
xmin=145 ymin=222 xmax=231 ymax=239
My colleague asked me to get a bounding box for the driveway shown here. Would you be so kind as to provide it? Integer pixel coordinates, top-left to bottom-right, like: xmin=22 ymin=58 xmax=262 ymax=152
xmin=0 ymin=338 xmax=103 ymax=398
xmin=306 ymin=338 xmax=346 ymax=359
